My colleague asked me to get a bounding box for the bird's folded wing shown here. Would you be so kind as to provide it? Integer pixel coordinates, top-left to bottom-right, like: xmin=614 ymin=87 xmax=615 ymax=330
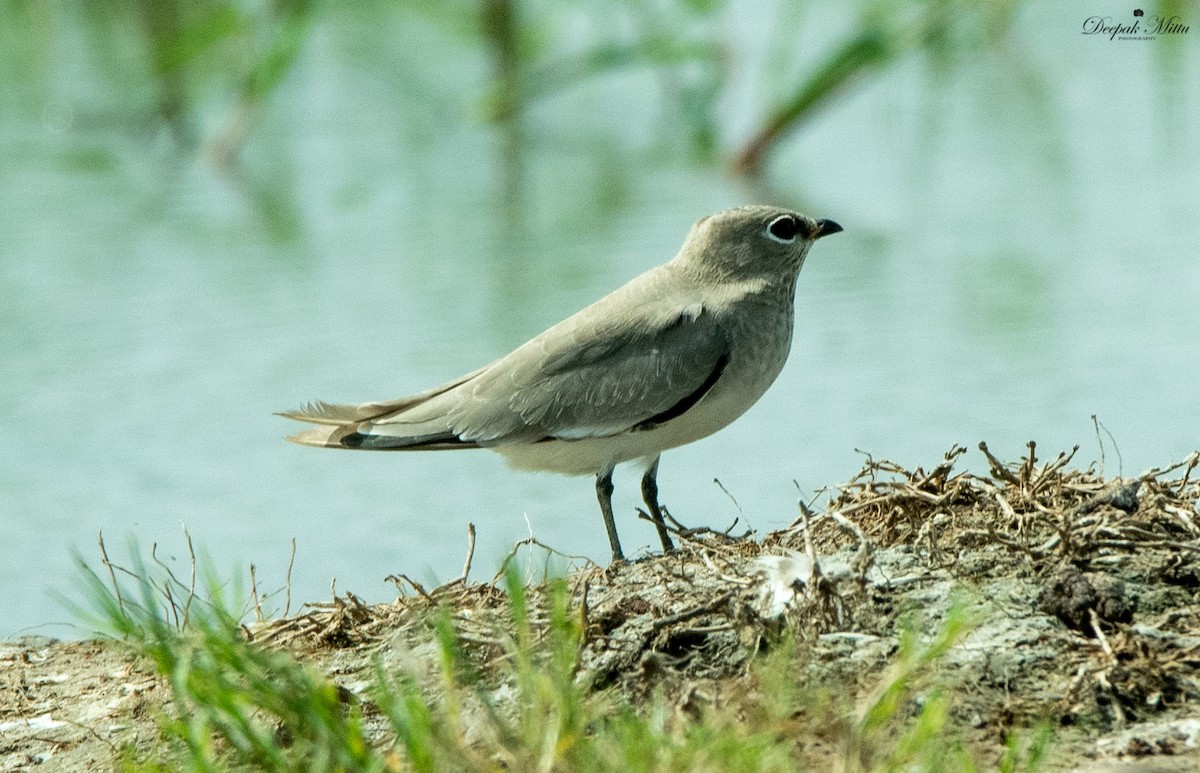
xmin=276 ymin=364 xmax=491 ymax=425
xmin=367 ymin=291 xmax=731 ymax=445
xmin=285 ymin=266 xmax=735 ymax=449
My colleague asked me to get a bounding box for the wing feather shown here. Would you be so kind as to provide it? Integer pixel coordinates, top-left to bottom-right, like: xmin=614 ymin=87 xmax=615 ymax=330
xmin=437 ymin=275 xmax=730 ymax=443
xmin=282 ymin=264 xmax=733 ymax=449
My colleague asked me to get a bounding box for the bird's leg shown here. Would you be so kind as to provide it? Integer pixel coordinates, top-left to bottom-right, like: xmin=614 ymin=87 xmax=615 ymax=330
xmin=640 ymin=456 xmax=676 ymax=553
xmin=595 ymin=468 xmax=625 ymax=562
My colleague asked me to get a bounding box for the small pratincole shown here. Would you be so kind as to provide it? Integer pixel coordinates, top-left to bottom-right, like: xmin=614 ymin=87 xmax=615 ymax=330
xmin=280 ymin=205 xmax=843 ymax=562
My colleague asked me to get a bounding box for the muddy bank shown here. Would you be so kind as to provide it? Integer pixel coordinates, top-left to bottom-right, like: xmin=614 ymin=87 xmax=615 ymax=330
xmin=3 ymin=445 xmax=1199 ymax=771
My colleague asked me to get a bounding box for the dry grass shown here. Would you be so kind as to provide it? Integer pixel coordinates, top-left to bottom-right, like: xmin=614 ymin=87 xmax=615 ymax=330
xmin=4 ymin=444 xmax=1198 ymax=770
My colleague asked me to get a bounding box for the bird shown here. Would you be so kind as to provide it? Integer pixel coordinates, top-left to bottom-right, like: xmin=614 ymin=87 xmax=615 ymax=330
xmin=280 ymin=205 xmax=842 ymax=562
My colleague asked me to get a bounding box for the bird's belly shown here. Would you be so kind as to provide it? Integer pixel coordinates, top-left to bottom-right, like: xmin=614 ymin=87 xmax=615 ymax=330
xmin=494 ymin=352 xmax=784 ymax=476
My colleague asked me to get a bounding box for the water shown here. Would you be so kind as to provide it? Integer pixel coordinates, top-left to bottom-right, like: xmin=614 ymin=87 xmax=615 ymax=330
xmin=2 ymin=2 xmax=1197 ymax=637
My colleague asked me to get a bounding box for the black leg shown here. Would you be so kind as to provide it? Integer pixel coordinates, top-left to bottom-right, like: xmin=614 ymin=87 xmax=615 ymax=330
xmin=595 ymin=469 xmax=624 ymax=562
xmin=640 ymin=456 xmax=675 ymax=553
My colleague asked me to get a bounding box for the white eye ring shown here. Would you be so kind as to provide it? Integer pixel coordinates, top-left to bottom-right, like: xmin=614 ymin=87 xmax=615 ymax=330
xmin=765 ymin=215 xmax=800 ymax=243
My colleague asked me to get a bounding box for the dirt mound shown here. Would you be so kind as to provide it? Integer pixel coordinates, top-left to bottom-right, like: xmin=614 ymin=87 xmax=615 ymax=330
xmin=3 ymin=445 xmax=1199 ymax=770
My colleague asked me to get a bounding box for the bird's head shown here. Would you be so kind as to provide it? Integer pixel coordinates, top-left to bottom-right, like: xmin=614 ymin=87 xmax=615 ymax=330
xmin=676 ymin=205 xmax=842 ymax=283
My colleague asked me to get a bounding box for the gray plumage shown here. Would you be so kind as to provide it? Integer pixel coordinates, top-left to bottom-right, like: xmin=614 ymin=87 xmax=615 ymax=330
xmin=280 ymin=205 xmax=842 ymax=561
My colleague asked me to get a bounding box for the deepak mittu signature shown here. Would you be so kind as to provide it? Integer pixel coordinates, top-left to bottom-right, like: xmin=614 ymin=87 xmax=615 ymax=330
xmin=1082 ymin=9 xmax=1189 ymax=41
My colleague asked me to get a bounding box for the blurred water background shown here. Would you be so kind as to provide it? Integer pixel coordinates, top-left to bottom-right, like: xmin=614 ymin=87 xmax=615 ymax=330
xmin=1 ymin=0 xmax=1197 ymax=636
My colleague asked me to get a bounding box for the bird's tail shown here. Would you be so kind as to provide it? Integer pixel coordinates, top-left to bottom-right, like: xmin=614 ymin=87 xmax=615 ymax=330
xmin=277 ymin=399 xmax=477 ymax=450
xmin=276 ymin=403 xmax=359 ymax=448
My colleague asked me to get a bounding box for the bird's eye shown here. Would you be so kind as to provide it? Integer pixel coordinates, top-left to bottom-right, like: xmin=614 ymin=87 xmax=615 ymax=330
xmin=766 ymin=215 xmax=801 ymax=243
